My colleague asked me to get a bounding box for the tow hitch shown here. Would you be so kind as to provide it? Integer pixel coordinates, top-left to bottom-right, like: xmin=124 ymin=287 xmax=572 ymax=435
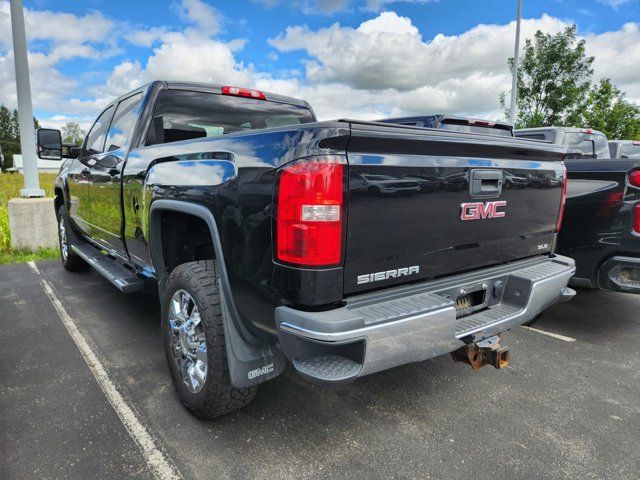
xmin=451 ymin=335 xmax=510 ymax=370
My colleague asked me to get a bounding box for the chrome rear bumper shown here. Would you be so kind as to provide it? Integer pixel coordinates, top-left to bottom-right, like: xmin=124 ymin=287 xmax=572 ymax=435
xmin=276 ymin=255 xmax=576 ymax=385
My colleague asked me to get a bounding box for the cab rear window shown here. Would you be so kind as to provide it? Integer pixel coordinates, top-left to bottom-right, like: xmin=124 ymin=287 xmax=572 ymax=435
xmin=621 ymin=144 xmax=640 ymax=158
xmin=440 ymin=120 xmax=513 ymax=137
xmin=146 ymin=89 xmax=315 ymax=146
xmin=565 ymin=133 xmax=610 ymax=159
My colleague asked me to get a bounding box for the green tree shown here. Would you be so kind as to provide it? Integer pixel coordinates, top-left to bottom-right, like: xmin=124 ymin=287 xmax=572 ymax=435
xmin=0 ymin=106 xmax=18 ymax=170
xmin=501 ymin=26 xmax=594 ymax=128
xmin=580 ymin=79 xmax=640 ymax=140
xmin=0 ymin=106 xmax=41 ymax=170
xmin=61 ymin=121 xmax=86 ymax=146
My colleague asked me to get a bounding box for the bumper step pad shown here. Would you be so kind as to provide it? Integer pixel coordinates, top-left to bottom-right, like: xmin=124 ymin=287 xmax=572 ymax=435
xmin=293 ymin=355 xmax=361 ymax=384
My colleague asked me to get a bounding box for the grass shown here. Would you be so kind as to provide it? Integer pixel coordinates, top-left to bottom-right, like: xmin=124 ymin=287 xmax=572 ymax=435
xmin=0 ymin=172 xmax=59 ymax=265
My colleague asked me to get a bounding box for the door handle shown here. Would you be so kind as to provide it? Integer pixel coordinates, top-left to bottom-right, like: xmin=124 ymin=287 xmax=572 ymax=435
xmin=469 ymin=169 xmax=503 ymax=197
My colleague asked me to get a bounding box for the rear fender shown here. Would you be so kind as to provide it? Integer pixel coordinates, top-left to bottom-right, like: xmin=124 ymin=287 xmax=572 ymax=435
xmin=149 ymin=200 xmax=286 ymax=388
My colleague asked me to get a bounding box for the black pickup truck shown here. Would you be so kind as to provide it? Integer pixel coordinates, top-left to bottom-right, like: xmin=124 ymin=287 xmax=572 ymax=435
xmin=514 ymin=128 xmax=640 ymax=294
xmin=556 ymin=159 xmax=640 ymax=293
xmin=40 ymin=81 xmax=576 ymax=419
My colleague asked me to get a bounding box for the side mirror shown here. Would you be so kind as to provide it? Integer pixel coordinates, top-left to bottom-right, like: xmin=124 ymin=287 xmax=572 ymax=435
xmin=36 ymin=128 xmax=63 ymax=160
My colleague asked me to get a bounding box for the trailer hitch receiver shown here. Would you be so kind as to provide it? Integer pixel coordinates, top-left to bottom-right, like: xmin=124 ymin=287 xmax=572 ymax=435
xmin=451 ymin=335 xmax=510 ymax=370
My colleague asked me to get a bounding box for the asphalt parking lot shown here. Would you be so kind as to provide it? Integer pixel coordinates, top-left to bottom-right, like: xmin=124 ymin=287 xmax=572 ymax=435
xmin=1 ymin=260 xmax=639 ymax=480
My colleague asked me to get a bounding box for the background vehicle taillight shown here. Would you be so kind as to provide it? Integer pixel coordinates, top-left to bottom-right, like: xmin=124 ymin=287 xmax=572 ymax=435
xmin=276 ymin=156 xmax=345 ymax=266
xmin=633 ymin=204 xmax=640 ymax=235
xmin=556 ymin=169 xmax=568 ymax=232
xmin=629 ymin=170 xmax=640 ymax=188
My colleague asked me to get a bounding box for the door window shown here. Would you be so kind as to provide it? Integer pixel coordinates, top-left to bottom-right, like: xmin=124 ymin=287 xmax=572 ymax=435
xmin=105 ymin=93 xmax=143 ymax=151
xmin=85 ymin=106 xmax=114 ymax=154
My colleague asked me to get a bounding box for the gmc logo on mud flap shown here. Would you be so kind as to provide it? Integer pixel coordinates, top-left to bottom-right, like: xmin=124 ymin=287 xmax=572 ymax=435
xmin=248 ymin=363 xmax=274 ymax=380
xmin=460 ymin=201 xmax=507 ymax=221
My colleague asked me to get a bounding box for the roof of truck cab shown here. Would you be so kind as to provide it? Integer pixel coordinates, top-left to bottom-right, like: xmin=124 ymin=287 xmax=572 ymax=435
xmin=515 ymin=126 xmax=606 ymax=136
xmin=379 ymin=114 xmax=513 ymax=128
xmin=610 ymin=139 xmax=640 ymax=145
xmin=107 ymin=81 xmax=312 ymax=112
xmin=160 ymin=81 xmax=311 ymax=109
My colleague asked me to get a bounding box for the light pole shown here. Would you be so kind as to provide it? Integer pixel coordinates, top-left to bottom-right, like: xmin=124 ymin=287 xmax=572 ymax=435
xmin=10 ymin=0 xmax=44 ymax=198
xmin=509 ymin=0 xmax=523 ymax=126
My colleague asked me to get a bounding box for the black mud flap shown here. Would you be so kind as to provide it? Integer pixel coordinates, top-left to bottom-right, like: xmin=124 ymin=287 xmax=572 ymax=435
xmin=220 ymin=288 xmax=286 ymax=389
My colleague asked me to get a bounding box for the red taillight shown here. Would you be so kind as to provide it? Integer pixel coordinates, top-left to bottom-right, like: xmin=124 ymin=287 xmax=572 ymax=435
xmin=633 ymin=204 xmax=640 ymax=235
xmin=556 ymin=169 xmax=568 ymax=232
xmin=221 ymin=85 xmax=266 ymax=100
xmin=276 ymin=156 xmax=345 ymax=266
xmin=629 ymin=170 xmax=640 ymax=188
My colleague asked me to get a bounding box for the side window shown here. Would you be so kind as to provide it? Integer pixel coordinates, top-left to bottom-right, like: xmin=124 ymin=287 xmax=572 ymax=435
xmin=85 ymin=106 xmax=114 ymax=154
xmin=105 ymin=93 xmax=143 ymax=151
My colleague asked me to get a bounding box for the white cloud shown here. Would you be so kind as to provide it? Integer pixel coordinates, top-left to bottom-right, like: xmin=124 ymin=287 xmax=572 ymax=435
xmin=40 ymin=114 xmax=94 ymax=133
xmin=255 ymin=0 xmax=352 ymax=14
xmin=255 ymin=0 xmax=436 ymax=13
xmin=585 ymin=22 xmax=640 ymax=101
xmin=270 ymin=12 xmax=569 ymax=91
xmin=364 ymin=0 xmax=436 ymax=12
xmin=172 ymin=0 xmax=220 ymax=33
xmin=268 ymin=12 xmax=640 ymax=120
xmin=103 ymin=31 xmax=253 ymax=102
xmin=597 ymin=0 xmax=636 ymax=10
xmin=0 ymin=2 xmax=114 ymax=49
xmin=125 ymin=27 xmax=169 ymax=47
xmin=0 ymin=0 xmax=117 ymax=115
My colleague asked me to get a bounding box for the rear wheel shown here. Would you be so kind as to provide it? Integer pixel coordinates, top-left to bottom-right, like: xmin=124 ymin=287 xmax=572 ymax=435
xmin=162 ymin=260 xmax=257 ymax=419
xmin=57 ymin=205 xmax=88 ymax=272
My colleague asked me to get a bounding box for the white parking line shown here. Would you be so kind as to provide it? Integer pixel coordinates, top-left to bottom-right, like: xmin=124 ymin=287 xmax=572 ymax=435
xmin=27 ymin=261 xmax=182 ymax=480
xmin=521 ymin=325 xmax=576 ymax=343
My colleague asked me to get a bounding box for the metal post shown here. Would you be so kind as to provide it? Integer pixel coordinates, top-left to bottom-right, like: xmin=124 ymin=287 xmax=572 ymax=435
xmin=509 ymin=0 xmax=523 ymax=126
xmin=10 ymin=0 xmax=44 ymax=198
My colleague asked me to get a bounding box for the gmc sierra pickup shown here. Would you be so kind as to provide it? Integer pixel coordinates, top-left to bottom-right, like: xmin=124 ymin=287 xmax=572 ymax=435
xmin=42 ymin=81 xmax=576 ymax=419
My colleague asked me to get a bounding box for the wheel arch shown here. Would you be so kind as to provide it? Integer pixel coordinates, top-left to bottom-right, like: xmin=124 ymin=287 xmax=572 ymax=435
xmin=149 ymin=199 xmax=287 ymax=389
xmin=149 ymin=200 xmax=226 ymax=294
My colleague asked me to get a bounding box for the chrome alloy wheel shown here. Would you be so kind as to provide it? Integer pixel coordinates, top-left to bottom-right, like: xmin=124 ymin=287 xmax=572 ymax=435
xmin=168 ymin=290 xmax=208 ymax=393
xmin=58 ymin=217 xmax=68 ymax=261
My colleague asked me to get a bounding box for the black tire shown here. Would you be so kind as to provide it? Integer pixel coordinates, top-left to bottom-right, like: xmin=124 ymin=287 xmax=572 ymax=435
xmin=56 ymin=205 xmax=89 ymax=272
xmin=162 ymin=260 xmax=257 ymax=419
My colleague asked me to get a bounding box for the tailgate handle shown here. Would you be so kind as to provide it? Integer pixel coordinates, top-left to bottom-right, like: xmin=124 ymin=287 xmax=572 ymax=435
xmin=470 ymin=169 xmax=503 ymax=197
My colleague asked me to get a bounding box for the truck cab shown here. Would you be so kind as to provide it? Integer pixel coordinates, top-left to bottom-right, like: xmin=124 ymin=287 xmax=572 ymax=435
xmin=608 ymin=140 xmax=640 ymax=159
xmin=379 ymin=115 xmax=514 ymax=137
xmin=515 ymin=127 xmax=610 ymax=159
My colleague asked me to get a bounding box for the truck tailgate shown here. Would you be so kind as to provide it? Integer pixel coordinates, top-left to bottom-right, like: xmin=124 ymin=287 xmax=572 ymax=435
xmin=344 ymin=123 xmax=566 ymax=294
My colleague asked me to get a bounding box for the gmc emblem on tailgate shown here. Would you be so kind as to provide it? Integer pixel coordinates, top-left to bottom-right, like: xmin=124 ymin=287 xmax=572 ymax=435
xmin=460 ymin=201 xmax=507 ymax=221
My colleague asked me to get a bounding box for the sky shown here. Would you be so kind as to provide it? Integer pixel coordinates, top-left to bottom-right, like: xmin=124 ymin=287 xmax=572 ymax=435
xmin=0 ymin=0 xmax=639 ymax=131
